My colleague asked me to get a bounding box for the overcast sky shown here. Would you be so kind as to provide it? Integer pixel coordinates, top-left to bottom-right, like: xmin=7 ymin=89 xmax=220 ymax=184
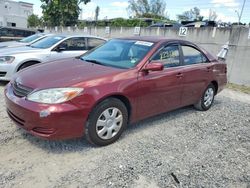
xmin=25 ymin=0 xmax=250 ymax=23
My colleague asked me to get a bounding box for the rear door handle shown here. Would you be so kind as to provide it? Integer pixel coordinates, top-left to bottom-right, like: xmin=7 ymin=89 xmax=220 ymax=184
xmin=206 ymin=67 xmax=212 ymax=72
xmin=176 ymin=72 xmax=183 ymax=78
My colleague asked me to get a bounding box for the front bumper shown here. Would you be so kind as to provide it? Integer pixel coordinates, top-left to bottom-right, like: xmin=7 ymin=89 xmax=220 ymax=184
xmin=4 ymin=83 xmax=90 ymax=140
xmin=0 ymin=64 xmax=16 ymax=81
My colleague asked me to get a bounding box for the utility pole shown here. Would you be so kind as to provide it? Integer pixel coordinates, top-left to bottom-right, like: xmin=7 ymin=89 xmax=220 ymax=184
xmin=238 ymin=0 xmax=246 ymax=25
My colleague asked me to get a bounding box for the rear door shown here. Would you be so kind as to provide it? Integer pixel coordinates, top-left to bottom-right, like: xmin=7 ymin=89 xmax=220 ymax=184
xmin=87 ymin=38 xmax=106 ymax=50
xmin=136 ymin=43 xmax=184 ymax=119
xmin=179 ymin=44 xmax=214 ymax=106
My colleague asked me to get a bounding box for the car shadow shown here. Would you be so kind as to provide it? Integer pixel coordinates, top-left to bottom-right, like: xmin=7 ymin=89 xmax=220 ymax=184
xmin=22 ymin=99 xmax=222 ymax=153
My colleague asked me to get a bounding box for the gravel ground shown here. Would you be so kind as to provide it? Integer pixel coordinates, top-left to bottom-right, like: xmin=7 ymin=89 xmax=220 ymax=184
xmin=0 ymin=82 xmax=249 ymax=188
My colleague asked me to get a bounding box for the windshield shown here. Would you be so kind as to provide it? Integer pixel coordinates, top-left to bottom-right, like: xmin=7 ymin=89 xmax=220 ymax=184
xmin=19 ymin=34 xmax=43 ymax=43
xmin=30 ymin=36 xmax=65 ymax=49
xmin=81 ymin=39 xmax=154 ymax=69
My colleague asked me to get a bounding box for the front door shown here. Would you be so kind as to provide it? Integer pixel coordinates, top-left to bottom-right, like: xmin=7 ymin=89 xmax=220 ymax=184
xmin=136 ymin=43 xmax=184 ymax=120
xmin=48 ymin=37 xmax=87 ymax=61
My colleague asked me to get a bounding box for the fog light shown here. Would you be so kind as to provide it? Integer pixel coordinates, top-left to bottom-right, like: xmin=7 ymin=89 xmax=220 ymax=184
xmin=32 ymin=127 xmax=55 ymax=134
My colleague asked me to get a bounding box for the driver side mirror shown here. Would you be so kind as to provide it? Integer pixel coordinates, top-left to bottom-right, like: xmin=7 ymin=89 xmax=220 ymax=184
xmin=55 ymin=46 xmax=66 ymax=52
xmin=143 ymin=61 xmax=164 ymax=72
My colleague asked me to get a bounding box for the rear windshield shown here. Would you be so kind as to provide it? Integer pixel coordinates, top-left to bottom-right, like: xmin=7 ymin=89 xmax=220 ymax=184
xmin=19 ymin=34 xmax=43 ymax=43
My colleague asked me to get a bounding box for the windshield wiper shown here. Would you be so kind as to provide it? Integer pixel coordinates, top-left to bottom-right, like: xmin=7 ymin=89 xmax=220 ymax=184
xmin=80 ymin=58 xmax=126 ymax=69
xmin=81 ymin=58 xmax=105 ymax=66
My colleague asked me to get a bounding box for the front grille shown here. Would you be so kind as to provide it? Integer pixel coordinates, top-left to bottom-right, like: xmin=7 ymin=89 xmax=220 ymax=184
xmin=7 ymin=109 xmax=25 ymax=126
xmin=12 ymin=81 xmax=33 ymax=98
xmin=0 ymin=72 xmax=7 ymax=77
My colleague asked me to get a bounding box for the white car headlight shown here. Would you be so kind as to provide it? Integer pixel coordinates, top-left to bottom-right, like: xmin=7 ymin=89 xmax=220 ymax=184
xmin=27 ymin=88 xmax=83 ymax=104
xmin=0 ymin=56 xmax=15 ymax=64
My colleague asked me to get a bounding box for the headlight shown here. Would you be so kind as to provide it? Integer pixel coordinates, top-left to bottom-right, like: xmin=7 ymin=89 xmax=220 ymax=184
xmin=0 ymin=56 xmax=15 ymax=64
xmin=27 ymin=88 xmax=83 ymax=104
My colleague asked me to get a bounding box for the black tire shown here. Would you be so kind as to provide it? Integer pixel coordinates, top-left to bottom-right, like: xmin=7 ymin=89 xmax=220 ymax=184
xmin=85 ymin=98 xmax=128 ymax=146
xmin=194 ymin=84 xmax=216 ymax=111
xmin=17 ymin=61 xmax=38 ymax=72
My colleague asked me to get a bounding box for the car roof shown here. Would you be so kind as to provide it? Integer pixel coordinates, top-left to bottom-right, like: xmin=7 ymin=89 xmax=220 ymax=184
xmin=115 ymin=36 xmax=193 ymax=44
xmin=47 ymin=34 xmax=107 ymax=41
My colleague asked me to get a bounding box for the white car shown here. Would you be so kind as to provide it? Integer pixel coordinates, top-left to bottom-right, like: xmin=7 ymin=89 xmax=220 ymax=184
xmin=0 ymin=35 xmax=106 ymax=81
xmin=0 ymin=33 xmax=50 ymax=48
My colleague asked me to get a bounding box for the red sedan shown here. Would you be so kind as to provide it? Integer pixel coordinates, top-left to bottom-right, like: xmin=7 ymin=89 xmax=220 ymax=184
xmin=4 ymin=36 xmax=227 ymax=146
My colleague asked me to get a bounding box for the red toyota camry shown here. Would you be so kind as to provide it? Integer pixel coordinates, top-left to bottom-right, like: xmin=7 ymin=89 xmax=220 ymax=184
xmin=4 ymin=36 xmax=227 ymax=146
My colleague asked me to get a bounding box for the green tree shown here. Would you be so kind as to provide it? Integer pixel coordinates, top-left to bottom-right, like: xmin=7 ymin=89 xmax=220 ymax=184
xmin=177 ymin=11 xmax=192 ymax=21
xmin=177 ymin=7 xmax=203 ymax=21
xmin=41 ymin=0 xmax=90 ymax=27
xmin=27 ymin=14 xmax=41 ymax=27
xmin=127 ymin=0 xmax=167 ymax=18
xmin=208 ymin=9 xmax=218 ymax=21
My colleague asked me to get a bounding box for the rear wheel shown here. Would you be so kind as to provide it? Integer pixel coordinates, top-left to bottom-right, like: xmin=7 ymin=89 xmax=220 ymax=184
xmin=194 ymin=84 xmax=215 ymax=111
xmin=85 ymin=98 xmax=128 ymax=146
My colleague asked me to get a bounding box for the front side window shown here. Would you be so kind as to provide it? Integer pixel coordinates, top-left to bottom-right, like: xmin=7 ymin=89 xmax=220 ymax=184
xmin=152 ymin=45 xmax=180 ymax=68
xmin=81 ymin=39 xmax=154 ymax=69
xmin=182 ymin=45 xmax=208 ymax=65
xmin=58 ymin=37 xmax=86 ymax=51
xmin=30 ymin=36 xmax=65 ymax=49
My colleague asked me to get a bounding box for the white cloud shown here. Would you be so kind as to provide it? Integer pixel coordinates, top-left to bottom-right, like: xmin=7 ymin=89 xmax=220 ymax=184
xmin=200 ymin=8 xmax=238 ymax=22
xmin=211 ymin=0 xmax=239 ymax=8
xmin=99 ymin=7 xmax=128 ymax=19
xmin=80 ymin=2 xmax=129 ymax=20
xmin=110 ymin=1 xmax=129 ymax=8
xmin=33 ymin=6 xmax=42 ymax=17
xmin=80 ymin=2 xmax=97 ymax=20
xmin=216 ymin=12 xmax=238 ymax=22
xmin=200 ymin=9 xmax=210 ymax=18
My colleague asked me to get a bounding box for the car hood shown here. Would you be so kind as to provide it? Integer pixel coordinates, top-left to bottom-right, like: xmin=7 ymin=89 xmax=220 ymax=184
xmin=15 ymin=58 xmax=126 ymax=89
xmin=0 ymin=46 xmax=44 ymax=55
xmin=0 ymin=41 xmax=27 ymax=48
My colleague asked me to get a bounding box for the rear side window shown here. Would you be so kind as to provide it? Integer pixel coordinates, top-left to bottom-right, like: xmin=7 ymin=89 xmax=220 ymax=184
xmin=87 ymin=38 xmax=105 ymax=50
xmin=182 ymin=46 xmax=208 ymax=65
xmin=152 ymin=45 xmax=181 ymax=68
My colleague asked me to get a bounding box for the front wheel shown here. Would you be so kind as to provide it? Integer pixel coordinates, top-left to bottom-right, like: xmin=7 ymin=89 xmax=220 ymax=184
xmin=85 ymin=98 xmax=128 ymax=146
xmin=194 ymin=84 xmax=215 ymax=111
xmin=17 ymin=61 xmax=38 ymax=72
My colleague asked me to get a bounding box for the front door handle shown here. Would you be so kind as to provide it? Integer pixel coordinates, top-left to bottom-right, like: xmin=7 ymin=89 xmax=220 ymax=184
xmin=176 ymin=72 xmax=183 ymax=78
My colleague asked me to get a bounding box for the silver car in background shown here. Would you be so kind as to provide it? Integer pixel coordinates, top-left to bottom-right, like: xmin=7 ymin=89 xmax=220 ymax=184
xmin=0 ymin=35 xmax=106 ymax=81
xmin=0 ymin=33 xmax=50 ymax=48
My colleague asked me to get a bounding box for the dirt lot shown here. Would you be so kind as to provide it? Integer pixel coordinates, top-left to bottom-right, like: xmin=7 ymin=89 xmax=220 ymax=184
xmin=0 ymin=82 xmax=249 ymax=188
